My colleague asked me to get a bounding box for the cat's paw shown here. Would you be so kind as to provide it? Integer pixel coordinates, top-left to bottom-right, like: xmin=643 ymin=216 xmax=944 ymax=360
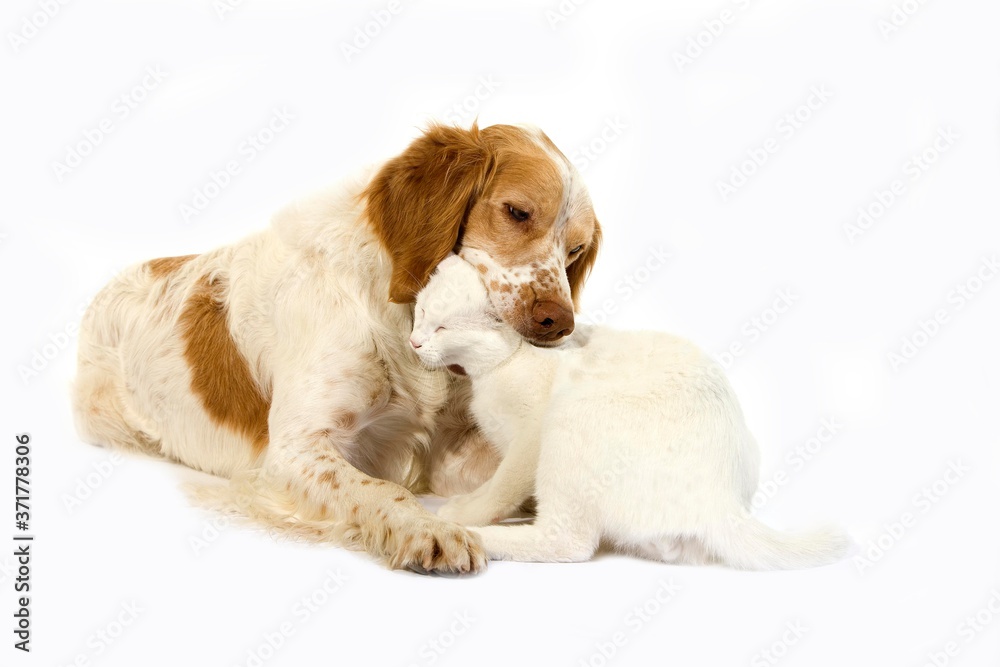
xmin=438 ymin=492 xmax=505 ymax=527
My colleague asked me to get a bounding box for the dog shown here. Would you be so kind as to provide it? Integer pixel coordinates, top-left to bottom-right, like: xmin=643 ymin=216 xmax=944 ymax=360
xmin=72 ymin=123 xmax=601 ymax=573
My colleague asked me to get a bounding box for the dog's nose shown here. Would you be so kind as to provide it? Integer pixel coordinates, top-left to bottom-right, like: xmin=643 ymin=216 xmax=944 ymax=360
xmin=409 ymin=336 xmax=421 ymax=349
xmin=530 ymin=300 xmax=574 ymax=340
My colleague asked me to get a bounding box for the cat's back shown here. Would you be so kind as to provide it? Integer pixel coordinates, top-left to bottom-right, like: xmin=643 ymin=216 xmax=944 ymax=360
xmin=555 ymin=326 xmax=729 ymax=400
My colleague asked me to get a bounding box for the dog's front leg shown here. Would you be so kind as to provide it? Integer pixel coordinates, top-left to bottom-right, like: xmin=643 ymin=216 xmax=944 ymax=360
xmin=261 ymin=384 xmax=487 ymax=574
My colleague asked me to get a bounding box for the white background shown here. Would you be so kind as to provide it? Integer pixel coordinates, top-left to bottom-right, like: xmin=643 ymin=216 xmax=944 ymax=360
xmin=2 ymin=0 xmax=999 ymax=665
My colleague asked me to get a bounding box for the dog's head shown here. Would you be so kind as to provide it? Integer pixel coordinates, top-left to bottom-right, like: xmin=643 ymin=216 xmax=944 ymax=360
xmin=364 ymin=123 xmax=601 ymax=345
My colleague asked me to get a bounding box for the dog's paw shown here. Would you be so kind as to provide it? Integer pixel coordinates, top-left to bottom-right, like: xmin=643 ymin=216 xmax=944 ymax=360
xmin=389 ymin=518 xmax=487 ymax=575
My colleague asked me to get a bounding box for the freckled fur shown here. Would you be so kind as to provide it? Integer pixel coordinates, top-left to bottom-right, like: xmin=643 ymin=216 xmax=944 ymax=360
xmin=72 ymin=123 xmax=601 ymax=574
xmin=147 ymin=254 xmax=198 ymax=279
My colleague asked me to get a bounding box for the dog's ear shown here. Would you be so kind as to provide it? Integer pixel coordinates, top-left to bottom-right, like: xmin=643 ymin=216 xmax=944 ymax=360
xmin=566 ymin=219 xmax=601 ymax=308
xmin=364 ymin=124 xmax=492 ymax=303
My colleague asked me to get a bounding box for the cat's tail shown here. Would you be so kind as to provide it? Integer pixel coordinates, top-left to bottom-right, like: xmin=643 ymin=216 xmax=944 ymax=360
xmin=704 ymin=514 xmax=851 ymax=570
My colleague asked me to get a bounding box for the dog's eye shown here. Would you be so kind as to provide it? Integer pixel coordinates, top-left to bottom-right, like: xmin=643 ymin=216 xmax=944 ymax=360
xmin=434 ymin=326 xmax=445 ymax=333
xmin=569 ymin=245 xmax=584 ymax=255
xmin=505 ymin=204 xmax=530 ymax=223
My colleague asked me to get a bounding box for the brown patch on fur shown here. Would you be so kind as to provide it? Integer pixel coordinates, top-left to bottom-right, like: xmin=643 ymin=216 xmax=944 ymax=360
xmin=566 ymin=220 xmax=602 ymax=308
xmin=368 ymin=382 xmax=389 ymax=406
xmin=147 ymin=254 xmax=197 ymax=279
xmin=334 ymin=412 xmax=358 ymax=431
xmin=537 ymin=268 xmax=558 ymax=289
xmin=360 ymin=479 xmax=372 ymax=486
xmin=477 ymin=264 xmax=488 ymax=274
xmin=394 ymin=495 xmax=406 ymax=502
xmin=180 ymin=275 xmax=270 ymax=455
xmin=430 ymin=539 xmax=443 ymax=562
xmin=363 ymin=124 xmax=495 ymax=303
xmin=318 ymin=471 xmax=340 ymax=491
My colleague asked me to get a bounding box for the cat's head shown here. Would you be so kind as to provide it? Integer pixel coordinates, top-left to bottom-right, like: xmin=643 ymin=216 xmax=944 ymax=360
xmin=411 ymin=255 xmax=521 ymax=376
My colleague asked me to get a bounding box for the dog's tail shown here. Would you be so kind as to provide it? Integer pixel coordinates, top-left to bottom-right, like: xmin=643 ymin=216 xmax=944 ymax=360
xmin=703 ymin=514 xmax=851 ymax=570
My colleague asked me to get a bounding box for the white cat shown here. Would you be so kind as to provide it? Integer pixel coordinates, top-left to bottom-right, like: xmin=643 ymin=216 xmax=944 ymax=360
xmin=410 ymin=255 xmax=850 ymax=569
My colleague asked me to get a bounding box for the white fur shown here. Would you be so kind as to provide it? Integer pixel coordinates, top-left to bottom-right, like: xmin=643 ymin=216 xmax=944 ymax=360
xmin=73 ymin=169 xmax=497 ymax=573
xmin=411 ymin=256 xmax=851 ymax=569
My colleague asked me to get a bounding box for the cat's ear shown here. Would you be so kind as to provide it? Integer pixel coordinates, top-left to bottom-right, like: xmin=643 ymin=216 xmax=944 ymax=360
xmin=364 ymin=125 xmax=493 ymax=304
xmin=566 ymin=219 xmax=601 ymax=308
